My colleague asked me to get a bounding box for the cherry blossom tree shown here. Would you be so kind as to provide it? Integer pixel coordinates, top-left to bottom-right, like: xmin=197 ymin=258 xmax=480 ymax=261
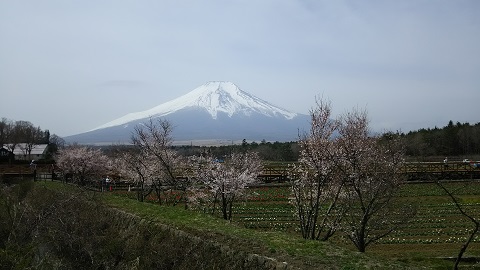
xmin=55 ymin=146 xmax=111 ymax=185
xmin=290 ymin=98 xmax=344 ymax=240
xmin=194 ymin=151 xmax=262 ymax=220
xmin=336 ymin=109 xmax=413 ymax=252
xmin=291 ymin=99 xmax=414 ymax=250
xmin=116 ymin=148 xmax=157 ymax=202
xmin=131 ymin=118 xmax=190 ymax=205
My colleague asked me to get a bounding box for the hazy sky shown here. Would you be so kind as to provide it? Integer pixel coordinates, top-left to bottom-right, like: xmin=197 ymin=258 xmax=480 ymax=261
xmin=1 ymin=0 xmax=479 ymax=137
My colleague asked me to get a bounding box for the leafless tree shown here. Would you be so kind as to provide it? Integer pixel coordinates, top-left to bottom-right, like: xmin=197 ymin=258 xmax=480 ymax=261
xmin=0 ymin=118 xmax=8 ymax=148
xmin=49 ymin=134 xmax=65 ymax=149
xmin=17 ymin=122 xmax=42 ymax=160
xmin=3 ymin=120 xmax=19 ymax=163
xmin=436 ymin=181 xmax=479 ymax=270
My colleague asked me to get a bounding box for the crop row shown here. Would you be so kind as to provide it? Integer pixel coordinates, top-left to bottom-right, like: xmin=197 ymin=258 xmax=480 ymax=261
xmin=389 ymin=227 xmax=475 ymax=237
xmin=379 ymin=235 xmax=480 ymax=245
xmin=398 ymin=182 xmax=480 ymax=197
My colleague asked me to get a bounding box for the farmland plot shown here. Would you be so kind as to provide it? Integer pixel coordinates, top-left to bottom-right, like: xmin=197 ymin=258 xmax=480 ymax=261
xmin=232 ymin=182 xmax=480 ymax=260
xmin=371 ymin=182 xmax=480 ymax=259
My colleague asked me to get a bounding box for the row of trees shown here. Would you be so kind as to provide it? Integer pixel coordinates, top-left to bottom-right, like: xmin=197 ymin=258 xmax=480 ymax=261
xmin=0 ymin=118 xmax=50 ymax=146
xmin=54 ymin=119 xmax=263 ymax=222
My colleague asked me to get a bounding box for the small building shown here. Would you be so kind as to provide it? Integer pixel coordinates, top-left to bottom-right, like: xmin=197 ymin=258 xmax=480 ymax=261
xmin=2 ymin=144 xmax=49 ymax=161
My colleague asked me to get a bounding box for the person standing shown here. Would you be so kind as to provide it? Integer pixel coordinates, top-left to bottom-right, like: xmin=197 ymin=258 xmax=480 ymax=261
xmin=50 ymin=164 xmax=55 ymax=181
xmin=105 ymin=176 xmax=111 ymax=191
xmin=30 ymin=160 xmax=37 ymax=181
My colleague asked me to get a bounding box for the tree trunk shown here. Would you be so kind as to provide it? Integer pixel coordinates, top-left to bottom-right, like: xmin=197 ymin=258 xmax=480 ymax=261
xmin=221 ymin=193 xmax=228 ymax=220
xmin=356 ymin=221 xmax=367 ymax=253
xmin=454 ymin=223 xmax=479 ymax=270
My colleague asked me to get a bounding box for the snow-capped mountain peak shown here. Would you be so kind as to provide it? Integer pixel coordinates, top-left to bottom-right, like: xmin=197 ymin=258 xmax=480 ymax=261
xmin=91 ymin=81 xmax=297 ymax=131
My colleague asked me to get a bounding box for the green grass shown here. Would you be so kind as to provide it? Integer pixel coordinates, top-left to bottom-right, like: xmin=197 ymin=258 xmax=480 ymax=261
xmin=37 ymin=180 xmax=480 ymax=269
xmin=100 ymin=189 xmax=416 ymax=269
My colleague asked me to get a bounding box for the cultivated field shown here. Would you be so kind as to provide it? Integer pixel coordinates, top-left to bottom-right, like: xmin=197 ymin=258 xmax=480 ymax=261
xmin=234 ymin=181 xmax=480 ymax=267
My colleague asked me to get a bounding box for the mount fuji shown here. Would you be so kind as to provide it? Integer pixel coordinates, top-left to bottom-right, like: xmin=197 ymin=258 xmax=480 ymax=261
xmin=64 ymin=81 xmax=310 ymax=145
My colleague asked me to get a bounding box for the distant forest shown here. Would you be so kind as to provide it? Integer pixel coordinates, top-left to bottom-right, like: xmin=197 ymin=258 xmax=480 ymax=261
xmin=174 ymin=120 xmax=480 ymax=162
xmin=401 ymin=120 xmax=480 ymax=158
xmin=174 ymin=140 xmax=300 ymax=162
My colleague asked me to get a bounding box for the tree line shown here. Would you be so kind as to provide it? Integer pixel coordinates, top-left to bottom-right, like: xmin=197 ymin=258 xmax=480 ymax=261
xmin=173 ymin=140 xmax=300 ymax=162
xmin=175 ymin=120 xmax=480 ymax=162
xmin=0 ymin=118 xmax=50 ymax=146
xmin=402 ymin=120 xmax=480 ymax=158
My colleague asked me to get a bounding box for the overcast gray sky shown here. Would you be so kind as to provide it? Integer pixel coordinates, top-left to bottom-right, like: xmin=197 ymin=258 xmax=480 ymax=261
xmin=1 ymin=0 xmax=479 ymax=137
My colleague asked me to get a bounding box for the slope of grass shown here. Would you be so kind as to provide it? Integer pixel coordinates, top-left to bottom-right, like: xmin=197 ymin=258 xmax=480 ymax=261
xmin=100 ymin=190 xmax=419 ymax=269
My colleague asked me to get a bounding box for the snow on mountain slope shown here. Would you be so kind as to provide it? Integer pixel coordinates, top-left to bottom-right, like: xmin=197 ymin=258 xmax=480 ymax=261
xmin=91 ymin=81 xmax=298 ymax=131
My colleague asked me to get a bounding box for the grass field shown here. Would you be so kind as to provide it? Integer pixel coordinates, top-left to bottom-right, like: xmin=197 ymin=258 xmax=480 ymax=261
xmin=107 ymin=180 xmax=480 ymax=268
